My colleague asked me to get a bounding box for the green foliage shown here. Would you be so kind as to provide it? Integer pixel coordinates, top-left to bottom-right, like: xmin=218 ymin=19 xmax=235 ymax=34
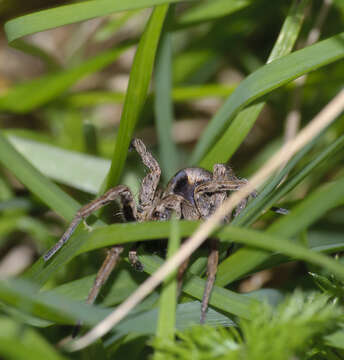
xmin=152 ymin=292 xmax=343 ymax=360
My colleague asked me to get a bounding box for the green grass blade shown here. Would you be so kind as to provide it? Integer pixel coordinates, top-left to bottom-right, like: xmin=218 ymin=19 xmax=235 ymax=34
xmin=216 ymin=177 xmax=344 ymax=286
xmin=8 ymin=135 xmax=109 ymax=194
xmin=217 ymin=227 xmax=344 ymax=281
xmin=192 ymin=33 xmax=344 ymax=168
xmin=0 ymin=278 xmax=110 ymax=326
xmin=139 ymin=253 xmax=258 ymax=319
xmin=63 ymin=84 xmax=236 ymax=108
xmin=24 ymin=221 xmax=200 ymax=286
xmin=0 ymin=316 xmax=67 ymax=360
xmin=11 ymin=39 xmax=61 ymax=71
xmin=154 ymin=9 xmax=180 ymax=180
xmin=0 ymin=44 xmax=131 ymax=113
xmin=233 ymin=132 xmax=344 ymax=227
xmin=155 ymin=216 xmax=180 ymax=358
xmin=199 ymin=103 xmax=265 ymax=169
xmin=0 ymin=132 xmax=79 ymax=220
xmin=4 ymin=0 xmax=196 ymax=44
xmin=105 ymin=5 xmax=169 ymax=189
xmin=243 ymin=135 xmax=344 ymax=225
xmin=24 ymin=220 xmax=256 ymax=318
xmin=0 ymin=132 xmax=109 ymax=286
xmin=175 ymin=0 xmax=251 ymax=27
xmin=23 ymin=216 xmax=344 ymax=317
xmin=197 ymin=0 xmax=308 ymax=168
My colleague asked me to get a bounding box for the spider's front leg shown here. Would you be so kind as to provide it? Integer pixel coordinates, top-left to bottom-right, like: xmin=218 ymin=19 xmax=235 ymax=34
xmin=213 ymin=164 xmax=257 ymax=217
xmin=44 ymin=185 xmax=137 ymax=261
xmin=131 ymin=138 xmax=161 ymax=210
xmin=213 ymin=164 xmax=290 ymax=216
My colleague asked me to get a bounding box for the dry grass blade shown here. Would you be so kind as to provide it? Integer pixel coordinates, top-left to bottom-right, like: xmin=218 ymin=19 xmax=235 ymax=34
xmin=67 ymin=89 xmax=344 ymax=351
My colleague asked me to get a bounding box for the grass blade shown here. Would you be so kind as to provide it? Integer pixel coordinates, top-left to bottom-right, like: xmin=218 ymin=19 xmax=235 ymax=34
xmin=63 ymin=84 xmax=236 ymax=108
xmin=216 ymin=177 xmax=344 ymax=286
xmin=8 ymin=135 xmax=109 ymax=195
xmin=0 ymin=132 xmax=79 ymax=220
xmin=105 ymin=4 xmax=169 ymax=189
xmin=192 ymin=39 xmax=344 ymax=167
xmin=154 ymin=8 xmax=180 ymax=180
xmin=154 ymin=216 xmax=180 ymax=359
xmin=197 ymin=0 xmax=309 ymax=168
xmin=4 ymin=0 xmax=196 ymax=44
xmin=175 ymin=0 xmax=251 ymax=27
xmin=0 ymin=44 xmax=130 ymax=113
xmin=0 ymin=316 xmax=67 ymax=360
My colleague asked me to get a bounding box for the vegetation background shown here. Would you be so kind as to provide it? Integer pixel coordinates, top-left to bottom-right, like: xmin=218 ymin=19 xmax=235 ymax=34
xmin=0 ymin=0 xmax=344 ymax=359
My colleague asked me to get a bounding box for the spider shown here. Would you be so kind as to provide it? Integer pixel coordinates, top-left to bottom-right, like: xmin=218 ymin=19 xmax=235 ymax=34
xmin=44 ymin=138 xmax=286 ymax=329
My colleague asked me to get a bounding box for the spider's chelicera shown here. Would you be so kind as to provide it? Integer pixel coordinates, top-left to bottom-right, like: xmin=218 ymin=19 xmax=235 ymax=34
xmin=44 ymin=138 xmax=280 ymax=328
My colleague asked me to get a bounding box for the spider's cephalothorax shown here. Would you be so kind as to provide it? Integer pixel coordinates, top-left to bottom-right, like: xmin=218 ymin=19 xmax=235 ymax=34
xmin=44 ymin=138 xmax=258 ymax=327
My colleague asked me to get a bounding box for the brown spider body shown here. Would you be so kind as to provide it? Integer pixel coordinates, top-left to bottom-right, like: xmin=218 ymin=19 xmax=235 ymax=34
xmin=44 ymin=138 xmax=261 ymax=331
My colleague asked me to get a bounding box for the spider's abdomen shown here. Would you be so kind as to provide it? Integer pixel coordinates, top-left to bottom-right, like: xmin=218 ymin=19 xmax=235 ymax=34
xmin=164 ymin=167 xmax=212 ymax=205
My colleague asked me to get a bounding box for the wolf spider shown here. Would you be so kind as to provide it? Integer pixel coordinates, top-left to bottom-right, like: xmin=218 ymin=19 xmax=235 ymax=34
xmin=44 ymin=138 xmax=285 ymax=329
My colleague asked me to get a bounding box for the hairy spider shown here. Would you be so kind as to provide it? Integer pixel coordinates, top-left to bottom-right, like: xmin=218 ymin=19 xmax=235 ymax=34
xmin=44 ymin=138 xmax=284 ymax=329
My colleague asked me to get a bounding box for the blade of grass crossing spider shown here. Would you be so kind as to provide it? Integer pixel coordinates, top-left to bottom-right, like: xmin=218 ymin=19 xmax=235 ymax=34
xmin=4 ymin=0 xmax=196 ymax=44
xmin=155 ymin=216 xmax=180 ymax=358
xmin=104 ymin=5 xmax=169 ymax=190
xmin=25 ymin=221 xmax=199 ymax=287
xmin=154 ymin=7 xmax=180 ymax=180
xmin=0 ymin=44 xmax=131 ymax=113
xmin=23 ymin=220 xmax=255 ymax=318
xmin=22 ymin=218 xmax=344 ymax=313
xmin=216 ymin=177 xmax=344 ymax=286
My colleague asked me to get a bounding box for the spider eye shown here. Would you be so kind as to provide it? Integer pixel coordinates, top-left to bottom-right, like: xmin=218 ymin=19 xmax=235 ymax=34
xmin=153 ymin=210 xmax=169 ymax=221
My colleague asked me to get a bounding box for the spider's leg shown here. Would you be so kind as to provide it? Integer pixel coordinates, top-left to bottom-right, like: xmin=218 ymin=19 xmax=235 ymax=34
xmin=177 ymin=256 xmax=190 ymax=297
xmin=214 ymin=164 xmax=288 ymax=216
xmin=44 ymin=185 xmax=137 ymax=261
xmin=128 ymin=243 xmax=144 ymax=272
xmin=214 ymin=164 xmax=258 ymax=217
xmin=131 ymin=138 xmax=161 ymax=209
xmin=194 ymin=180 xmax=240 ymax=219
xmin=72 ymin=245 xmax=123 ymax=338
xmin=200 ymin=238 xmax=219 ymax=324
